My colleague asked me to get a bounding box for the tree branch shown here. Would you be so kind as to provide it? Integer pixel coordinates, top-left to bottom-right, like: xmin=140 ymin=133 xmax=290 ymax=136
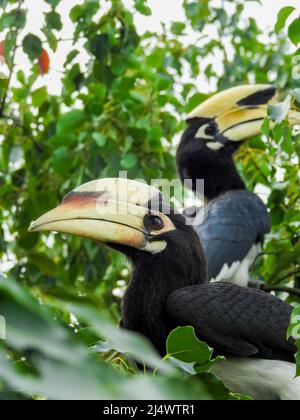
xmin=0 ymin=0 xmax=24 ymax=116
xmin=261 ymin=284 xmax=300 ymax=299
xmin=273 ymin=269 xmax=300 ymax=286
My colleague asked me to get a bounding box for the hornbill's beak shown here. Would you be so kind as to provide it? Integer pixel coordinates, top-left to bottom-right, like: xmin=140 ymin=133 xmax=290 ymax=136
xmin=29 ymin=178 xmax=175 ymax=255
xmin=187 ymin=84 xmax=300 ymax=148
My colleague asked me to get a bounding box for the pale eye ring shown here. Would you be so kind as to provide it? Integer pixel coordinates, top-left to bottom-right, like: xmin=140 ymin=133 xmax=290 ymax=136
xmin=195 ymin=123 xmax=217 ymax=140
xmin=144 ymin=214 xmax=164 ymax=231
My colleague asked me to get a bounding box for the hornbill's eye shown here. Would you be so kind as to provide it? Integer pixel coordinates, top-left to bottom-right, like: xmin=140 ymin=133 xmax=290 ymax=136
xmin=195 ymin=123 xmax=217 ymax=140
xmin=144 ymin=214 xmax=164 ymax=231
xmin=205 ymin=125 xmax=216 ymax=136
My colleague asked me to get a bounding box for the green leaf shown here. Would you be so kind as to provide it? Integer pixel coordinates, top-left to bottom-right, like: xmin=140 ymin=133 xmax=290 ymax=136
xmin=51 ymin=146 xmax=75 ymax=174
xmin=275 ymin=6 xmax=295 ymax=34
xmin=44 ymin=0 xmax=61 ymax=7
xmin=171 ymin=21 xmax=186 ymax=36
xmin=49 ymin=133 xmax=78 ymax=146
xmin=166 ymin=326 xmax=213 ymax=364
xmin=121 ymin=153 xmax=138 ymax=169
xmin=69 ymin=5 xmax=83 ymax=21
xmin=31 ymin=86 xmax=48 ymax=108
xmin=148 ymin=126 xmax=163 ymax=149
xmin=193 ymin=372 xmax=231 ymax=400
xmin=288 ymin=305 xmax=300 ymax=376
xmin=281 ymin=127 xmax=294 ymax=156
xmin=14 ymin=9 xmax=26 ymax=29
xmin=92 ymin=133 xmax=106 ymax=148
xmin=42 ymin=26 xmax=58 ymax=52
xmin=59 ymin=302 xmax=175 ymax=375
xmin=134 ymin=0 xmax=152 ymax=16
xmin=293 ymin=88 xmax=300 ymax=103
xmin=89 ymin=34 xmax=110 ymax=61
xmin=0 ymin=9 xmax=26 ymax=30
xmin=288 ymin=18 xmax=300 ymax=46
xmin=45 ymin=11 xmax=62 ymax=31
xmin=57 ymin=110 xmax=85 ymax=134
xmin=22 ymin=34 xmax=42 ymax=60
xmin=186 ymin=92 xmax=209 ymax=113
xmin=268 ymin=95 xmax=291 ymax=124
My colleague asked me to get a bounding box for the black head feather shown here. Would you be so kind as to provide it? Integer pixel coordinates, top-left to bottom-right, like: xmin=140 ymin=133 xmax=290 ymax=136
xmin=177 ymin=121 xmax=245 ymax=200
xmin=116 ymin=203 xmax=208 ymax=354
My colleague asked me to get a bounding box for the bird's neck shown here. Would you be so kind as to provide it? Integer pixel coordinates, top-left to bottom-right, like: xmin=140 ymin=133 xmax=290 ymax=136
xmin=177 ymin=141 xmax=246 ymax=201
xmin=121 ymin=241 xmax=206 ymax=355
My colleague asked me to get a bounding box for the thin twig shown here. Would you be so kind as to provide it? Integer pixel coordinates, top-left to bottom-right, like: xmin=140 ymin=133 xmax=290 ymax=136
xmin=272 ymin=269 xmax=300 ymax=286
xmin=261 ymin=284 xmax=300 ymax=298
xmin=0 ymin=0 xmax=24 ymax=116
xmin=252 ymin=251 xmax=281 ymax=265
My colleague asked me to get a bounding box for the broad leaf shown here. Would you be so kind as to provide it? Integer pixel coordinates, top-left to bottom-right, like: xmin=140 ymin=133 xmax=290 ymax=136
xmin=166 ymin=326 xmax=213 ymax=364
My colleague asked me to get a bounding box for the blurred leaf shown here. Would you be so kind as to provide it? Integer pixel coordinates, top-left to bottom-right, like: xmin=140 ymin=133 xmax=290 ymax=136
xmin=121 ymin=153 xmax=138 ymax=169
xmin=45 ymin=11 xmax=62 ymax=31
xmin=57 ymin=110 xmax=85 ymax=134
xmin=89 ymin=34 xmax=110 ymax=61
xmin=45 ymin=0 xmax=61 ymax=8
xmin=171 ymin=22 xmax=186 ymax=35
xmin=275 ymin=6 xmax=295 ymax=34
xmin=288 ymin=305 xmax=300 ymax=376
xmin=22 ymin=34 xmax=42 ymax=60
xmin=134 ymin=0 xmax=151 ymax=16
xmin=288 ymin=18 xmax=300 ymax=46
xmin=268 ymin=95 xmax=291 ymax=123
xmin=92 ymin=133 xmax=106 ymax=148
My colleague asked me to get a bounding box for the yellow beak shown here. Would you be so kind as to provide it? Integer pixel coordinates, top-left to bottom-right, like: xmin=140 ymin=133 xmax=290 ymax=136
xmin=29 ymin=178 xmax=175 ymax=255
xmin=188 ymin=85 xmax=300 ymax=145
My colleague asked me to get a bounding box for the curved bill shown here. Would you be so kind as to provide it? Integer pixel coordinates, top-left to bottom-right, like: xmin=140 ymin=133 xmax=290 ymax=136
xmin=29 ymin=178 xmax=174 ymax=255
xmin=187 ymin=84 xmax=276 ymax=120
xmin=214 ymin=106 xmax=268 ymax=144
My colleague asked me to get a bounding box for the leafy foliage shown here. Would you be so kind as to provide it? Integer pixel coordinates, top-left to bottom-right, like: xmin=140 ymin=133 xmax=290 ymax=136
xmin=0 ymin=0 xmax=299 ymax=398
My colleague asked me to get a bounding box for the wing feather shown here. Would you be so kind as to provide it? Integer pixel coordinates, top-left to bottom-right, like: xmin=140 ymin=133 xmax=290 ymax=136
xmin=187 ymin=190 xmax=271 ymax=281
xmin=167 ymin=282 xmax=295 ymax=361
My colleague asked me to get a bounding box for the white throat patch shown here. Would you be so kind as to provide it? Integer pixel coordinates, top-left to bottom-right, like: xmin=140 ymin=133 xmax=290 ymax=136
xmin=207 ymin=142 xmax=224 ymax=151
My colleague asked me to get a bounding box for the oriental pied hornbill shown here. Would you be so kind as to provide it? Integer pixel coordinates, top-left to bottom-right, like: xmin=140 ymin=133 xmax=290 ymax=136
xmin=29 ymin=178 xmax=300 ymax=400
xmin=177 ymin=85 xmax=300 ymax=286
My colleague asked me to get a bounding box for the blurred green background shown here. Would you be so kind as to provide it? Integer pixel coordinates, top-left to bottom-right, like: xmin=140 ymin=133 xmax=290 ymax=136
xmin=0 ymin=0 xmax=299 ymax=400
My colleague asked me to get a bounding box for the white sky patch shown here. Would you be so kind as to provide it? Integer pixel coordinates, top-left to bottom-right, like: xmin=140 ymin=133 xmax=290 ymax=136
xmin=6 ymin=0 xmax=299 ymax=95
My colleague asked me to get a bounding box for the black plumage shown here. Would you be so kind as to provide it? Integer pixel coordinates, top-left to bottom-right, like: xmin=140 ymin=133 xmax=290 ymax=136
xmin=177 ymin=122 xmax=245 ymax=200
xmin=176 ymin=87 xmax=274 ymax=285
xmin=168 ymin=282 xmax=295 ymax=362
xmin=186 ymin=190 xmax=271 ymax=282
xmin=118 ymin=210 xmax=294 ymax=362
xmin=30 ymin=177 xmax=298 ymax=399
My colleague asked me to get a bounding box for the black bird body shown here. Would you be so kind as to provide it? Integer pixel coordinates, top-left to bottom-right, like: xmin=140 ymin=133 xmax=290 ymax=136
xmin=190 ymin=190 xmax=271 ymax=284
xmin=176 ymin=85 xmax=282 ymax=285
xmin=29 ymin=178 xmax=300 ymax=399
xmin=168 ymin=282 xmax=295 ymax=362
xmin=119 ymin=211 xmax=294 ymax=362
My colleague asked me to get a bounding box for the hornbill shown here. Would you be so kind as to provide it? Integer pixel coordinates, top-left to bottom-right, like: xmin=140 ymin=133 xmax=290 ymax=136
xmin=177 ymin=84 xmax=300 ymax=286
xmin=29 ymin=178 xmax=300 ymax=400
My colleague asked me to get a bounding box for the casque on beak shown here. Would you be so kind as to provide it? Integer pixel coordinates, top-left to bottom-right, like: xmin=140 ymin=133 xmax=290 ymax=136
xmin=29 ymin=178 xmax=175 ymax=254
xmin=188 ymin=84 xmax=300 ymax=147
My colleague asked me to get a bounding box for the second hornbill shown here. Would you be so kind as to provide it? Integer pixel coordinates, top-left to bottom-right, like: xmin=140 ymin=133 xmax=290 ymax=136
xmin=29 ymin=178 xmax=300 ymax=400
xmin=177 ymin=84 xmax=300 ymax=286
